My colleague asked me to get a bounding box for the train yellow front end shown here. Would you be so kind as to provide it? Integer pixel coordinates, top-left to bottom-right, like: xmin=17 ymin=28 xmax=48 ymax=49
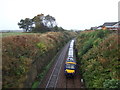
xmin=64 ymin=61 xmax=76 ymax=77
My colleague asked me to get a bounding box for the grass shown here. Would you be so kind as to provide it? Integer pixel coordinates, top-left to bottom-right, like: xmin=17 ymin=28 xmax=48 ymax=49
xmin=1 ymin=32 xmax=37 ymax=37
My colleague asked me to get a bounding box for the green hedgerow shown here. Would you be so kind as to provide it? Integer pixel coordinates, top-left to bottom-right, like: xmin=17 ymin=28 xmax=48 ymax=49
xmin=103 ymin=79 xmax=120 ymax=88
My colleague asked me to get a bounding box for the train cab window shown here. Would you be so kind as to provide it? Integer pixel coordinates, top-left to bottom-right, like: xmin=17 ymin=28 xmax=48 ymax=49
xmin=66 ymin=64 xmax=75 ymax=70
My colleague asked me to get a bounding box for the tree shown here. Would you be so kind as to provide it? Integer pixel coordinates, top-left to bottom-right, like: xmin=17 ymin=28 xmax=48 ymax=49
xmin=32 ymin=14 xmax=57 ymax=32
xmin=18 ymin=13 xmax=60 ymax=33
xmin=32 ymin=14 xmax=46 ymax=32
xmin=18 ymin=18 xmax=33 ymax=32
xmin=43 ymin=15 xmax=57 ymax=28
xmin=32 ymin=14 xmax=44 ymax=28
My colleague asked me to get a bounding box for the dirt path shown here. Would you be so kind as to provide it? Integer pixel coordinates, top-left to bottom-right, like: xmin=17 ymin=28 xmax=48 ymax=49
xmin=39 ymin=40 xmax=85 ymax=89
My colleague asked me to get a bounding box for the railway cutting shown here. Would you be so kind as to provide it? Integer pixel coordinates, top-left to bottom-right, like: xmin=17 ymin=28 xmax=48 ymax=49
xmin=39 ymin=39 xmax=85 ymax=89
xmin=45 ymin=41 xmax=70 ymax=89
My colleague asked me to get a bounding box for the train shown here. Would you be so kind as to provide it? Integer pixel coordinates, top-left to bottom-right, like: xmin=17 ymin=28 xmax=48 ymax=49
xmin=64 ymin=39 xmax=77 ymax=77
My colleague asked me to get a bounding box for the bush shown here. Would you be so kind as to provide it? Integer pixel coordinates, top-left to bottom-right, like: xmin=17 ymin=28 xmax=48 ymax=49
xmin=103 ymin=79 xmax=120 ymax=88
xmin=76 ymin=30 xmax=119 ymax=88
xmin=81 ymin=39 xmax=93 ymax=55
xmin=36 ymin=42 xmax=47 ymax=54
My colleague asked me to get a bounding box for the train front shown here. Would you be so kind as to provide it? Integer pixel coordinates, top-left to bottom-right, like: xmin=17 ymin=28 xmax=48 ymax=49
xmin=64 ymin=61 xmax=76 ymax=77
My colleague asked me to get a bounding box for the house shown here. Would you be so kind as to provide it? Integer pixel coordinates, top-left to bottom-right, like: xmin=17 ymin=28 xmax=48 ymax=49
xmin=90 ymin=26 xmax=98 ymax=30
xmin=97 ymin=25 xmax=102 ymax=30
xmin=102 ymin=22 xmax=118 ymax=30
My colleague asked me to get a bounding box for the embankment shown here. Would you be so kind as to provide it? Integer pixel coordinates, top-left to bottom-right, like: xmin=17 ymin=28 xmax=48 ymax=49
xmin=2 ymin=31 xmax=77 ymax=88
xmin=76 ymin=30 xmax=120 ymax=88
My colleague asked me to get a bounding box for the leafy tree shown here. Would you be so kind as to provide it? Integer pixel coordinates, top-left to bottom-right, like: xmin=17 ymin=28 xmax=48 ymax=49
xmin=18 ymin=13 xmax=62 ymax=33
xmin=18 ymin=18 xmax=33 ymax=32
xmin=32 ymin=14 xmax=47 ymax=32
xmin=43 ymin=15 xmax=57 ymax=28
xmin=32 ymin=14 xmax=44 ymax=28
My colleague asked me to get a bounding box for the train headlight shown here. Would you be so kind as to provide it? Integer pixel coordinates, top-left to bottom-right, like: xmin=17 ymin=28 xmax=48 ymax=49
xmin=65 ymin=70 xmax=68 ymax=73
xmin=72 ymin=71 xmax=75 ymax=73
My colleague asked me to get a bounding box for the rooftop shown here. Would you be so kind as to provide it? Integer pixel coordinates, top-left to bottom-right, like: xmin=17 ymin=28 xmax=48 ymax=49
xmin=103 ymin=22 xmax=118 ymax=26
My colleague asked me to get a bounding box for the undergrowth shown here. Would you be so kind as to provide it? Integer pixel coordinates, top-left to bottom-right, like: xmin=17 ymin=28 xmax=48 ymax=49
xmin=76 ymin=30 xmax=120 ymax=88
xmin=2 ymin=31 xmax=76 ymax=88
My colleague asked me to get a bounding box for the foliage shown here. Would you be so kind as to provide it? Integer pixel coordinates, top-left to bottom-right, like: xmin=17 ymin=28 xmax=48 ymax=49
xmin=2 ymin=31 xmax=77 ymax=88
xmin=43 ymin=14 xmax=56 ymax=28
xmin=18 ymin=18 xmax=33 ymax=32
xmin=76 ymin=30 xmax=120 ymax=88
xmin=18 ymin=14 xmax=60 ymax=33
xmin=36 ymin=42 xmax=47 ymax=54
xmin=32 ymin=81 xmax=39 ymax=88
xmin=103 ymin=79 xmax=120 ymax=88
xmin=32 ymin=51 xmax=55 ymax=88
xmin=80 ymin=39 xmax=93 ymax=56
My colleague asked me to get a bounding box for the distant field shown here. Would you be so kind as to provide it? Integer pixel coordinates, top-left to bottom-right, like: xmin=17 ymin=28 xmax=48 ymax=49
xmin=1 ymin=32 xmax=37 ymax=37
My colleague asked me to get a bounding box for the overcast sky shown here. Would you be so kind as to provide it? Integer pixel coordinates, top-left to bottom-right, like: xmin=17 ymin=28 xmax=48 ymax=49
xmin=0 ymin=0 xmax=119 ymax=30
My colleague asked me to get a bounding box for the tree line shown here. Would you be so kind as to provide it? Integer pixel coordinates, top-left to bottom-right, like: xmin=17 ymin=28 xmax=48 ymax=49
xmin=18 ymin=14 xmax=64 ymax=32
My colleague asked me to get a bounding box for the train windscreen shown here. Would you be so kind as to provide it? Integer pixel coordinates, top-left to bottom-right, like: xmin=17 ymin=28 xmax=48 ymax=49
xmin=65 ymin=64 xmax=75 ymax=70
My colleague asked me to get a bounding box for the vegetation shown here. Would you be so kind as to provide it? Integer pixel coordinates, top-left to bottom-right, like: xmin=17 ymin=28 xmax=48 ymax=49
xmin=2 ymin=32 xmax=36 ymax=37
xmin=76 ymin=30 xmax=120 ymax=88
xmin=18 ymin=13 xmax=64 ymax=33
xmin=32 ymin=50 xmax=57 ymax=88
xmin=2 ymin=31 xmax=77 ymax=88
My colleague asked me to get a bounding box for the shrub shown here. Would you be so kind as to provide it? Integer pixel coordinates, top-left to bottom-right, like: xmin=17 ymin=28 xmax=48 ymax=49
xmin=103 ymin=79 xmax=120 ymax=88
xmin=76 ymin=30 xmax=119 ymax=88
xmin=36 ymin=42 xmax=47 ymax=54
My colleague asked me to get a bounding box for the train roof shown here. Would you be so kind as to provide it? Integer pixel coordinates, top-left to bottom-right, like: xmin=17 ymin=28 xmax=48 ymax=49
xmin=68 ymin=52 xmax=73 ymax=55
xmin=67 ymin=57 xmax=73 ymax=61
xmin=71 ymin=40 xmax=75 ymax=42
xmin=68 ymin=47 xmax=73 ymax=51
xmin=66 ymin=57 xmax=76 ymax=62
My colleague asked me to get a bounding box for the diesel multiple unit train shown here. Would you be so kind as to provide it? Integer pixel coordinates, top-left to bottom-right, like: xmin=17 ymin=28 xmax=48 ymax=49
xmin=64 ymin=39 xmax=76 ymax=77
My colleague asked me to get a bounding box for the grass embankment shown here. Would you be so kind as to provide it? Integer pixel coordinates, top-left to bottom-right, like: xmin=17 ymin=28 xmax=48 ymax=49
xmin=2 ymin=31 xmax=77 ymax=88
xmin=76 ymin=30 xmax=120 ymax=88
xmin=2 ymin=32 xmax=35 ymax=37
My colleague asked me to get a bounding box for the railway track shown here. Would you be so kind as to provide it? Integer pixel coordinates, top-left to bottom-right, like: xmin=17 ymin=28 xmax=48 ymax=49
xmin=45 ymin=41 xmax=70 ymax=89
xmin=39 ymin=39 xmax=85 ymax=89
xmin=66 ymin=78 xmax=75 ymax=88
